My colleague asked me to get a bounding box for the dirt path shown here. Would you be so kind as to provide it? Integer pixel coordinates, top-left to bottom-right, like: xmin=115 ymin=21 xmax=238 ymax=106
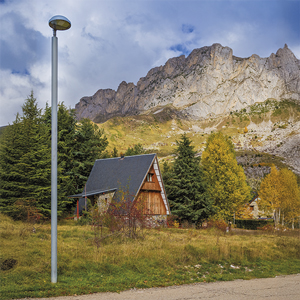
xmin=34 ymin=274 xmax=300 ymax=300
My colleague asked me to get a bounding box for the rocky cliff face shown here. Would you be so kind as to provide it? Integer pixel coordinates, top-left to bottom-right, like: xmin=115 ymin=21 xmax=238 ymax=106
xmin=75 ymin=43 xmax=300 ymax=122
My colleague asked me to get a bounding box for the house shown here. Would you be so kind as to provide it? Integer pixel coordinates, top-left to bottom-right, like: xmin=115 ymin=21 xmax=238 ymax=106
xmin=249 ymin=195 xmax=269 ymax=219
xmin=69 ymin=153 xmax=170 ymax=223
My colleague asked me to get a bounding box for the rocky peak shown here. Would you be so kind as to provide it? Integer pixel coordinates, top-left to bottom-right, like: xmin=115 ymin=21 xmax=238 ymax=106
xmin=75 ymin=44 xmax=300 ymax=123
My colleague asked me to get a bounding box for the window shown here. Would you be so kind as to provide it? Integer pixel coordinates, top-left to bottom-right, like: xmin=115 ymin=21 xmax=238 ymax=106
xmin=147 ymin=173 xmax=153 ymax=182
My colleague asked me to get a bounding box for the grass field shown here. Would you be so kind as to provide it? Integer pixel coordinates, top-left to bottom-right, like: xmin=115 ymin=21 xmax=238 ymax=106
xmin=99 ymin=99 xmax=300 ymax=159
xmin=1 ymin=214 xmax=300 ymax=300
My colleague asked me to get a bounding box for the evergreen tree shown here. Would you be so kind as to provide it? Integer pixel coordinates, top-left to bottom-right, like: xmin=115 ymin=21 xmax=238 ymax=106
xmin=125 ymin=143 xmax=145 ymax=156
xmin=164 ymin=134 xmax=212 ymax=224
xmin=0 ymin=114 xmax=25 ymax=218
xmin=201 ymin=132 xmax=251 ymax=220
xmin=72 ymin=118 xmax=108 ymax=194
xmin=0 ymin=92 xmax=51 ymax=218
xmin=0 ymin=94 xmax=110 ymax=219
xmin=43 ymin=103 xmax=78 ymax=213
xmin=111 ymin=146 xmax=119 ymax=157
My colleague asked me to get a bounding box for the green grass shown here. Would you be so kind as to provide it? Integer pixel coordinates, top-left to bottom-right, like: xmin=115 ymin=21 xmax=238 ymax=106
xmin=1 ymin=214 xmax=300 ymax=299
xmin=97 ymin=99 xmax=300 ymax=160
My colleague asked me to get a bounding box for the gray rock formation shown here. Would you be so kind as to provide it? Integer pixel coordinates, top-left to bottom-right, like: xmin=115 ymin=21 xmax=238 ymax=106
xmin=75 ymin=43 xmax=300 ymax=122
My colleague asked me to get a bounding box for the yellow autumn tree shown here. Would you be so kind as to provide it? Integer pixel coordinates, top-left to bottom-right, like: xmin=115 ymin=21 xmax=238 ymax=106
xmin=202 ymin=132 xmax=251 ymax=220
xmin=258 ymin=165 xmax=281 ymax=225
xmin=258 ymin=166 xmax=300 ymax=228
xmin=278 ymin=168 xmax=300 ymax=229
xmin=236 ymin=203 xmax=253 ymax=219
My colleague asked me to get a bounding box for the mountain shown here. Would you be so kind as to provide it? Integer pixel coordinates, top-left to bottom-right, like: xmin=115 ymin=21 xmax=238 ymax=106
xmin=75 ymin=43 xmax=300 ymax=123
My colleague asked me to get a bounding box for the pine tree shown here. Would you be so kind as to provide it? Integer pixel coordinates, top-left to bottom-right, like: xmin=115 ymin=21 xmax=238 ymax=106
xmin=202 ymin=132 xmax=251 ymax=220
xmin=0 ymin=114 xmax=25 ymax=218
xmin=72 ymin=118 xmax=108 ymax=194
xmin=164 ymin=134 xmax=212 ymax=224
xmin=111 ymin=147 xmax=119 ymax=157
xmin=125 ymin=144 xmax=145 ymax=156
xmin=0 ymin=92 xmax=52 ymax=218
xmin=0 ymin=94 xmax=110 ymax=219
xmin=43 ymin=103 xmax=78 ymax=214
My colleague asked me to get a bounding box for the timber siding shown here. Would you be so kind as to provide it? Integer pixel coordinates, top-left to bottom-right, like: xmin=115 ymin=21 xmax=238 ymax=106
xmin=138 ymin=165 xmax=166 ymax=215
xmin=69 ymin=154 xmax=170 ymax=216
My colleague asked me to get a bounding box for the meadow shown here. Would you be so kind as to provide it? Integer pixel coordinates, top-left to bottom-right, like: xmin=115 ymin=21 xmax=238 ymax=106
xmin=1 ymin=214 xmax=300 ymax=300
xmin=100 ymin=99 xmax=300 ymax=160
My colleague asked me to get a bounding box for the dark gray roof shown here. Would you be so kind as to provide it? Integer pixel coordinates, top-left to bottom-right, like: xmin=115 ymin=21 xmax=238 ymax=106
xmin=69 ymin=188 xmax=117 ymax=198
xmin=85 ymin=154 xmax=156 ymax=202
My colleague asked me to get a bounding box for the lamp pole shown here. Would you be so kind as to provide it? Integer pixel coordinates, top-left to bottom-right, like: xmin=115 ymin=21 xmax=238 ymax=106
xmin=49 ymin=15 xmax=71 ymax=284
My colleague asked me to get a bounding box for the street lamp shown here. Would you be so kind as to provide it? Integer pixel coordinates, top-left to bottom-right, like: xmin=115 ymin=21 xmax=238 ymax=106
xmin=49 ymin=15 xmax=71 ymax=284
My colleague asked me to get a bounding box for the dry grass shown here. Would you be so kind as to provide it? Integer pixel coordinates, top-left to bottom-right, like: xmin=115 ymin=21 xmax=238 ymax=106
xmin=1 ymin=214 xmax=300 ymax=299
xmin=96 ymin=100 xmax=300 ymax=160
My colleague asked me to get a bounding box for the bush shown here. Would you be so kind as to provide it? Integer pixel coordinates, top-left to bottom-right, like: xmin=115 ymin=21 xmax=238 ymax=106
xmin=235 ymin=219 xmax=274 ymax=230
xmin=76 ymin=210 xmax=91 ymax=226
xmin=167 ymin=215 xmax=179 ymax=228
xmin=206 ymin=219 xmax=228 ymax=232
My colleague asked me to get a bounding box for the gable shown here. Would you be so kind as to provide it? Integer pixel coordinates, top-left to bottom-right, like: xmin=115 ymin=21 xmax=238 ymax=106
xmin=86 ymin=154 xmax=156 ymax=203
xmin=72 ymin=153 xmax=170 ymax=215
xmin=140 ymin=165 xmax=161 ymax=191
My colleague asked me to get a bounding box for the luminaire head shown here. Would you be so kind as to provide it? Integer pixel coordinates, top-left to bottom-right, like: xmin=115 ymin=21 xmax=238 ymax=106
xmin=49 ymin=15 xmax=71 ymax=33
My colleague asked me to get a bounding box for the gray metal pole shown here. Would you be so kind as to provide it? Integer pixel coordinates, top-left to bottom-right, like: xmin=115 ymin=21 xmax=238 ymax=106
xmin=51 ymin=29 xmax=58 ymax=284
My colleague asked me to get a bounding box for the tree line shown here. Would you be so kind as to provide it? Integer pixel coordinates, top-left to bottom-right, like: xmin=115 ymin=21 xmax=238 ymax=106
xmin=163 ymin=133 xmax=300 ymax=227
xmin=1 ymin=93 xmax=299 ymax=226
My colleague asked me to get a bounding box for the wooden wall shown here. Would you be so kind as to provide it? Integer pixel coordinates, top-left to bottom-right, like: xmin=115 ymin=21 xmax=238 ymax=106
xmin=137 ymin=165 xmax=167 ymax=215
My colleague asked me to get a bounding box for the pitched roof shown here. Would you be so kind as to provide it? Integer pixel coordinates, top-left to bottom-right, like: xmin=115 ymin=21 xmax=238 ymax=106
xmin=69 ymin=188 xmax=117 ymax=198
xmin=69 ymin=153 xmax=170 ymax=214
xmin=85 ymin=153 xmax=157 ymax=202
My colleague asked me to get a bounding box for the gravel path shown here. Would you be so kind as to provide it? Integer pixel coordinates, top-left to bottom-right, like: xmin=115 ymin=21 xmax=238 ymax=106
xmin=32 ymin=274 xmax=300 ymax=300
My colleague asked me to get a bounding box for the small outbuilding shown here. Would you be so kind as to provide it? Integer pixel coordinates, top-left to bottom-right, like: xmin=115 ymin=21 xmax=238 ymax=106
xmin=69 ymin=153 xmax=170 ymax=223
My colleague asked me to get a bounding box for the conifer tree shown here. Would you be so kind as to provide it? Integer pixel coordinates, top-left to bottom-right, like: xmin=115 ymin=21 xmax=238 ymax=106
xmin=125 ymin=143 xmax=145 ymax=156
xmin=164 ymin=134 xmax=212 ymax=224
xmin=202 ymin=132 xmax=251 ymax=220
xmin=72 ymin=118 xmax=108 ymax=194
xmin=43 ymin=103 xmax=78 ymax=213
xmin=111 ymin=147 xmax=119 ymax=157
xmin=0 ymin=92 xmax=52 ymax=218
xmin=0 ymin=114 xmax=26 ymax=218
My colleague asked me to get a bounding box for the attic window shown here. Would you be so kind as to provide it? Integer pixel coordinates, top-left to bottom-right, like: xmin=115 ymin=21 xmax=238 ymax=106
xmin=147 ymin=173 xmax=153 ymax=182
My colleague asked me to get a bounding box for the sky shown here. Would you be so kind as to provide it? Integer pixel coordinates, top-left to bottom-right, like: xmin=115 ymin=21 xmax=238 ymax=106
xmin=0 ymin=0 xmax=299 ymax=126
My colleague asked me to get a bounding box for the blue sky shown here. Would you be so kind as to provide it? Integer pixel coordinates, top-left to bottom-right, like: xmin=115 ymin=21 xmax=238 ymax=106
xmin=0 ymin=0 xmax=299 ymax=126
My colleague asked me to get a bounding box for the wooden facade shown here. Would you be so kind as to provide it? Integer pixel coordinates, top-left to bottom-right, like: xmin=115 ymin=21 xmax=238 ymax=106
xmin=137 ymin=166 xmax=167 ymax=215
xmin=69 ymin=154 xmax=170 ymax=217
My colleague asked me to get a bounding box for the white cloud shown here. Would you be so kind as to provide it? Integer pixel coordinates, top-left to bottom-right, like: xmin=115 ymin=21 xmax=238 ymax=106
xmin=0 ymin=0 xmax=299 ymax=126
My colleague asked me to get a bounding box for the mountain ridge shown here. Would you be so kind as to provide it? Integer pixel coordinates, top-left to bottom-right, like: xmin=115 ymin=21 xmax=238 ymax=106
xmin=75 ymin=43 xmax=300 ymax=123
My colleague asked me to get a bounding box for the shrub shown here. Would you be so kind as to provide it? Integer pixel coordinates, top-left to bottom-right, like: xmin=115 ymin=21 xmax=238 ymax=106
xmin=235 ymin=219 xmax=274 ymax=230
xmin=206 ymin=219 xmax=228 ymax=232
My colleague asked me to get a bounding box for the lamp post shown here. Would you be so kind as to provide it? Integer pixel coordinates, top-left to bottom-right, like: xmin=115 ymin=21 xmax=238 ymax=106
xmin=49 ymin=15 xmax=71 ymax=284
